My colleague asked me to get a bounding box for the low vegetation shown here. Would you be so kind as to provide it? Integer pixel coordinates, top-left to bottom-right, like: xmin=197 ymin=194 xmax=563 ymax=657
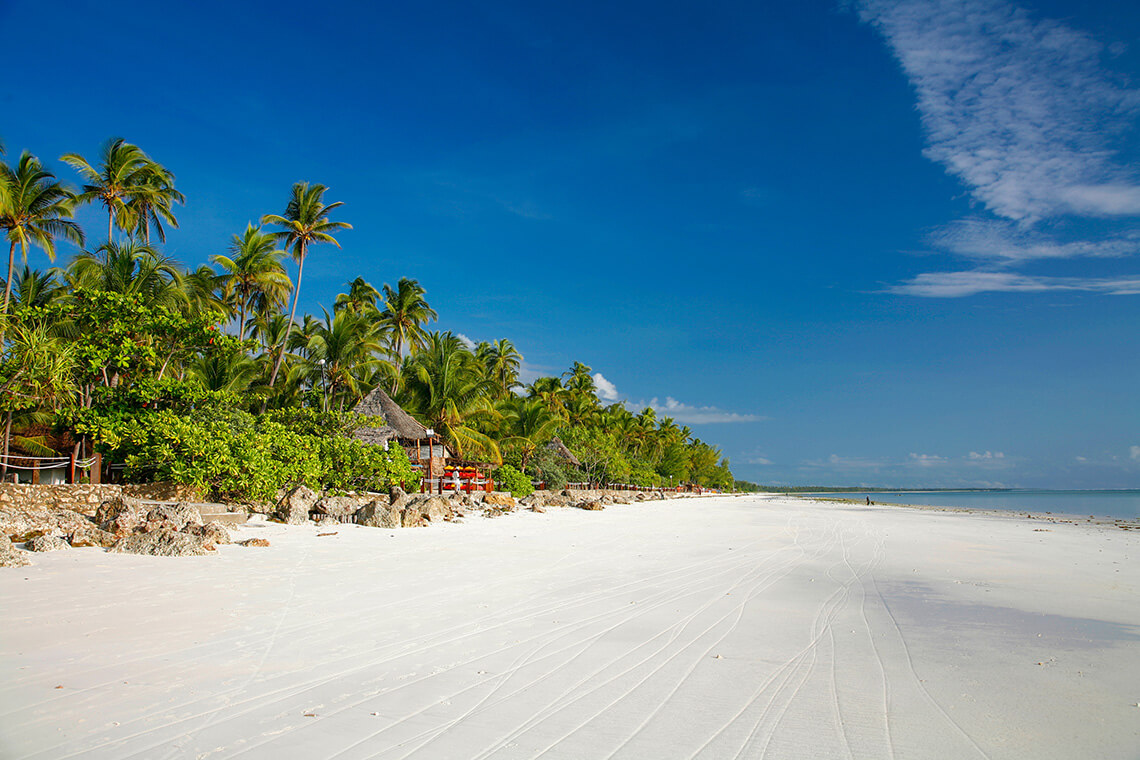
xmin=1 ymin=137 xmax=739 ymax=499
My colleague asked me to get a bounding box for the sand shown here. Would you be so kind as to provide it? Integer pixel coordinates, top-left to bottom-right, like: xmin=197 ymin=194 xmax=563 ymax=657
xmin=1 ymin=495 xmax=1138 ymax=759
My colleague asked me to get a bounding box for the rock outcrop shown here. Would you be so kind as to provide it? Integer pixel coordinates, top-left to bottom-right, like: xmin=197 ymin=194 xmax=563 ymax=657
xmin=28 ymin=535 xmax=71 ymax=552
xmin=276 ymin=485 xmax=318 ymax=525
xmin=144 ymin=503 xmax=203 ymax=532
xmin=111 ymin=529 xmax=214 ymax=557
xmin=0 ymin=535 xmax=31 ymax=567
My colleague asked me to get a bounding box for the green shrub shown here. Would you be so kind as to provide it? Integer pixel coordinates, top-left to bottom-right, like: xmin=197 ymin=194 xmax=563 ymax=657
xmin=492 ymin=463 xmax=534 ymax=497
xmin=68 ymin=403 xmax=419 ymax=502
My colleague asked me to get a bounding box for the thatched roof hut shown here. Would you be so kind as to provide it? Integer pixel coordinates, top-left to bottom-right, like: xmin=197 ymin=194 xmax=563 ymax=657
xmin=352 ymin=387 xmax=430 ymax=445
xmin=546 ymin=436 xmax=582 ymax=468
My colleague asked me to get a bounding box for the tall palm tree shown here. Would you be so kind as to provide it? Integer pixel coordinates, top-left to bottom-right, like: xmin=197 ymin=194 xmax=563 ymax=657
xmin=260 ymin=182 xmax=351 ymax=390
xmin=61 ymin=137 xmax=155 ymax=243
xmin=211 ymin=224 xmax=291 ymax=341
xmin=377 ymin=277 xmax=437 ymax=361
xmin=334 ymin=276 xmax=380 ymax=316
xmin=563 ymin=361 xmax=596 ymax=396
xmin=129 ymin=161 xmax=184 ymax=244
xmin=476 ymin=338 xmax=523 ymax=399
xmin=402 ymin=331 xmax=500 ymax=463
xmin=0 ymin=153 xmax=84 ymax=325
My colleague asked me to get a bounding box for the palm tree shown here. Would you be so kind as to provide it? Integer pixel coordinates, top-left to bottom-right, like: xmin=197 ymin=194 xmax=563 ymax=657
xmin=377 ymin=277 xmax=437 ymax=361
xmin=211 ymin=224 xmax=291 ymax=341
xmin=183 ymin=264 xmax=228 ymax=320
xmin=334 ymin=276 xmax=381 ymax=316
xmin=191 ymin=347 xmax=260 ymax=395
xmin=304 ymin=309 xmax=388 ymax=410
xmin=526 ymin=376 xmax=570 ymax=421
xmin=476 ymin=338 xmax=523 ymax=398
xmin=0 ymin=153 xmax=84 ymax=328
xmin=501 ymin=397 xmax=559 ymax=472
xmin=260 ymin=182 xmax=351 ymax=391
xmin=61 ymin=138 xmax=155 ymax=243
xmin=402 ymin=331 xmax=501 ymax=463
xmin=0 ymin=322 xmax=76 ymax=480
xmin=129 ymin=161 xmax=184 ymax=244
xmin=2 ymin=266 xmax=63 ymax=310
xmin=563 ymin=361 xmax=596 ymax=396
xmin=65 ymin=239 xmax=186 ymax=310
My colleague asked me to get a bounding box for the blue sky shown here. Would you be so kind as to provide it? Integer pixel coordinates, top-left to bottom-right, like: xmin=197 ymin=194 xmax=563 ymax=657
xmin=3 ymin=0 xmax=1138 ymax=488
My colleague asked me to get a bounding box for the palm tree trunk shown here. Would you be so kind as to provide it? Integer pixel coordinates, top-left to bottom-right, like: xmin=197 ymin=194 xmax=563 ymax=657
xmin=262 ymin=247 xmax=304 ymax=414
xmin=108 ymin=208 xmax=114 ymax=244
xmin=237 ymin=301 xmax=247 ymax=343
xmin=1 ymin=241 xmax=15 ymax=341
xmin=1 ymin=409 xmax=12 ymax=483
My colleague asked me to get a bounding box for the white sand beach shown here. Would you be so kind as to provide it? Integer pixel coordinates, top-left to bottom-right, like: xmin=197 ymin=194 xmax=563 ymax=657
xmin=2 ymin=495 xmax=1138 ymax=759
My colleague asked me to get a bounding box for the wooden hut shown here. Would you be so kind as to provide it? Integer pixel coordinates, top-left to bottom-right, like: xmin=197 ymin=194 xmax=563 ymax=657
xmin=352 ymin=387 xmax=451 ymax=482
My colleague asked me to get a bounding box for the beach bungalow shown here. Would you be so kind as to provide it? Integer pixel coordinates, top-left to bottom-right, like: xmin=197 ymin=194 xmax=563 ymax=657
xmin=352 ymin=387 xmax=452 ymax=483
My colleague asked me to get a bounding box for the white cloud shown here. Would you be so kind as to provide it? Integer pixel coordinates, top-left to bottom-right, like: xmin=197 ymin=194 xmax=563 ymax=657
xmin=968 ymin=451 xmax=1004 ymax=460
xmin=1130 ymin=445 xmax=1140 ymax=461
xmin=454 ymin=333 xmax=477 ymax=350
xmin=750 ymin=456 xmax=774 ymax=466
xmin=890 ymin=271 xmax=1140 ymax=297
xmin=593 ymin=372 xmax=621 ymax=403
xmin=644 ymin=396 xmax=765 ymax=425
xmin=856 ymin=0 xmax=1140 ymax=223
xmin=857 ymin=0 xmax=1140 ymax=298
xmin=908 ymin=453 xmax=947 ymax=467
xmin=927 ymin=219 xmax=1139 ymax=264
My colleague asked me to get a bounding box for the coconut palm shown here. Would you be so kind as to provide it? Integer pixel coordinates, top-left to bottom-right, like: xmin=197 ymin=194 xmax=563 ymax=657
xmin=334 ymin=276 xmax=381 ymax=316
xmin=191 ymin=347 xmax=260 ymax=395
xmin=2 ymin=266 xmax=63 ymax=310
xmin=260 ymin=182 xmax=351 ymax=390
xmin=526 ymin=376 xmax=570 ymax=421
xmin=211 ymin=224 xmax=291 ymax=341
xmin=563 ymin=361 xmax=596 ymax=396
xmin=0 ymin=153 xmax=84 ymax=324
xmin=65 ymin=239 xmax=186 ymax=310
xmin=377 ymin=277 xmax=437 ymax=361
xmin=402 ymin=331 xmax=501 ymax=463
xmin=0 ymin=322 xmax=76 ymax=480
xmin=129 ymin=161 xmax=184 ymax=244
xmin=304 ymin=309 xmax=388 ymax=410
xmin=476 ymin=338 xmax=523 ymax=399
xmin=61 ymin=138 xmax=155 ymax=243
xmin=501 ymin=397 xmax=560 ymax=472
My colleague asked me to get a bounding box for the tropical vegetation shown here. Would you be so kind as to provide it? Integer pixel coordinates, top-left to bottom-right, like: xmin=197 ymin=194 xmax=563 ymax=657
xmin=0 ymin=136 xmax=739 ymax=497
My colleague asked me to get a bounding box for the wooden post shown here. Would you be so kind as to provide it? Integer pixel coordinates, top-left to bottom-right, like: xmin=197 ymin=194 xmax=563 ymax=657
xmin=91 ymin=452 xmax=102 ymax=484
xmin=32 ymin=461 xmax=40 ymax=485
xmin=68 ymin=450 xmax=76 ymax=484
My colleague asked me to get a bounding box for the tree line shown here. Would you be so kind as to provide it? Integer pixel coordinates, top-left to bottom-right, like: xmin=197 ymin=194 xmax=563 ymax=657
xmin=0 ymin=136 xmax=737 ymax=497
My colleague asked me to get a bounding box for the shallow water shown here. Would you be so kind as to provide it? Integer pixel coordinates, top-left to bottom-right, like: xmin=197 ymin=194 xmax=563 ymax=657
xmin=800 ymin=489 xmax=1140 ymax=520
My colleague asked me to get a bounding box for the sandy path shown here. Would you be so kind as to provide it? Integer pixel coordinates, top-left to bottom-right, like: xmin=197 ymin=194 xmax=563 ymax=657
xmin=1 ymin=496 xmax=1137 ymax=759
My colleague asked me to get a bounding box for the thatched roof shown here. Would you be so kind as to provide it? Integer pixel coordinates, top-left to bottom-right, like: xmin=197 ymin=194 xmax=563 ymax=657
xmin=546 ymin=436 xmax=582 ymax=467
xmin=352 ymin=387 xmax=430 ymax=442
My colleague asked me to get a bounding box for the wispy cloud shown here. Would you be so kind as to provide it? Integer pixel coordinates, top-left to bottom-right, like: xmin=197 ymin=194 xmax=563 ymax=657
xmin=856 ymin=0 xmax=1140 ymax=222
xmin=856 ymin=0 xmax=1140 ymax=295
xmin=1131 ymin=445 xmax=1140 ymax=461
xmin=590 ymin=374 xmax=762 ymax=424
xmin=890 ymin=270 xmax=1140 ymax=297
xmin=927 ymin=219 xmax=1140 ymax=264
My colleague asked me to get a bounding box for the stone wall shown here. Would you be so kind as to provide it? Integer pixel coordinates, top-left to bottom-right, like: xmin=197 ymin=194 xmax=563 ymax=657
xmin=0 ymin=483 xmax=203 ymax=516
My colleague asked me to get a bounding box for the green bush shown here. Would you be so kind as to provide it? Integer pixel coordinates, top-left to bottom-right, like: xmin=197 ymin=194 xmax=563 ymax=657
xmin=68 ymin=403 xmax=419 ymax=502
xmin=492 ymin=463 xmax=534 ymax=497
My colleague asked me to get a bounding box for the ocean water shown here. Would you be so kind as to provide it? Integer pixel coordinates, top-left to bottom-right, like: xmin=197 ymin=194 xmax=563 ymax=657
xmin=799 ymin=490 xmax=1140 ymax=521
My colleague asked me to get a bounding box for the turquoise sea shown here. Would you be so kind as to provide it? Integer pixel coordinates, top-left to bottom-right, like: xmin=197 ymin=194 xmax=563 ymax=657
xmin=800 ymin=490 xmax=1140 ymax=521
